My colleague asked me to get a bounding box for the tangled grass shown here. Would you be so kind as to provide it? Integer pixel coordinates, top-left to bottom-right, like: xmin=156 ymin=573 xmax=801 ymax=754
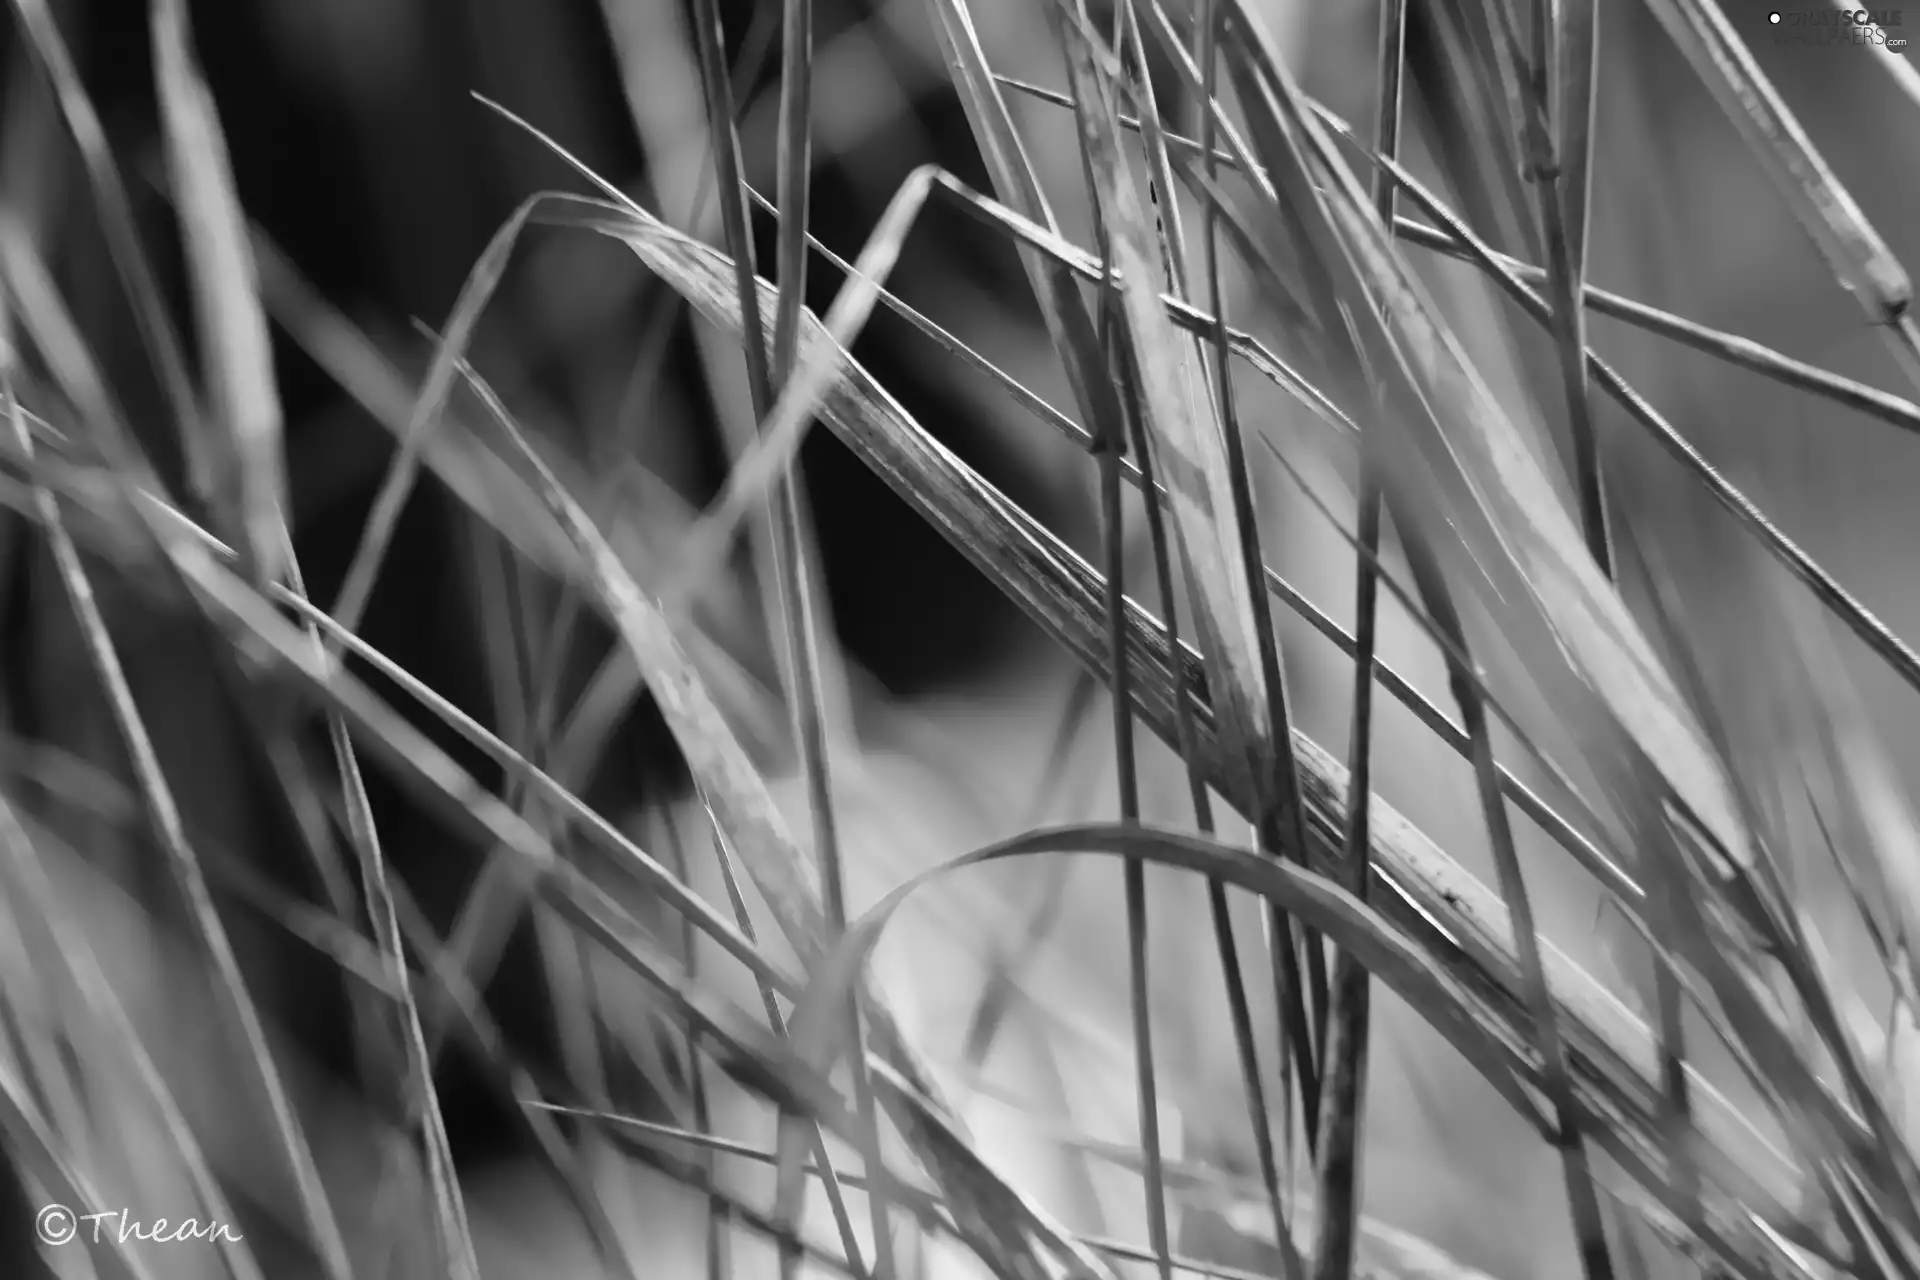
xmin=0 ymin=1 xmax=1918 ymax=1279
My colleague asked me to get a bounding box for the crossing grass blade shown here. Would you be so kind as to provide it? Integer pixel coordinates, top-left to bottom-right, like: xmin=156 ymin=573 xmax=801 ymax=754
xmin=22 ymin=8 xmax=1920 ymax=1273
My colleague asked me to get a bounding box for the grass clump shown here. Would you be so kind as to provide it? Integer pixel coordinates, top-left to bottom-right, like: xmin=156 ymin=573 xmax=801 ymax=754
xmin=0 ymin=2 xmax=1918 ymax=1279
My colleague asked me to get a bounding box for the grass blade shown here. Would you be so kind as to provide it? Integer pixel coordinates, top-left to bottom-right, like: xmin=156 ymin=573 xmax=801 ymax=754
xmin=1313 ymin=2 xmax=1406 ymax=1275
xmin=150 ymin=0 xmax=287 ymax=585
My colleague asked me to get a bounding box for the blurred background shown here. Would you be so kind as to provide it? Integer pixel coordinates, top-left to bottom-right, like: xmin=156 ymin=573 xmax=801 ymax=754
xmin=2 ymin=1 xmax=1918 ymax=1278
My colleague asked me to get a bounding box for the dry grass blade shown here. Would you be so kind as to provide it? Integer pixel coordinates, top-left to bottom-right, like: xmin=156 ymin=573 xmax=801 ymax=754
xmin=150 ymin=0 xmax=287 ymax=584
xmin=1536 ymin=0 xmax=1609 ymax=573
xmin=739 ymin=155 xmax=1671 ymax=944
xmin=1050 ymin=10 xmax=1329 ymax=1103
xmin=1640 ymin=0 xmax=1920 ymax=387
xmin=1315 ymin=2 xmax=1405 ymax=1274
xmin=1150 ymin=6 xmax=1304 ymax=1270
xmin=1048 ymin=11 xmax=1176 ymax=1276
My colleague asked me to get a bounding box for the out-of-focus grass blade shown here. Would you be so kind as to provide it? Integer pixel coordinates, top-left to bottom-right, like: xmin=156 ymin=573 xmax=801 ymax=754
xmin=0 ymin=794 xmax=267 ymax=1280
xmin=0 ymin=303 xmax=353 ymax=1280
xmin=151 ymin=0 xmax=287 ymax=585
xmin=1853 ymin=6 xmax=1920 ymax=111
xmin=0 ymin=213 xmax=147 ymax=475
xmin=153 ymin=20 xmax=473 ymax=1259
xmin=8 ymin=0 xmax=201 ymax=454
xmin=0 ymin=1062 xmax=157 ymax=1280
xmin=1640 ymin=0 xmax=1920 ymax=385
xmin=249 ymin=231 xmax=783 ymax=754
xmin=1775 ymin=582 xmax=1920 ymax=1048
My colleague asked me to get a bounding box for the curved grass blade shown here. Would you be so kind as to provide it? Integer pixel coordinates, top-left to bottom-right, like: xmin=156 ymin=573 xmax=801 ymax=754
xmin=786 ymin=823 xmax=1542 ymax=1142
